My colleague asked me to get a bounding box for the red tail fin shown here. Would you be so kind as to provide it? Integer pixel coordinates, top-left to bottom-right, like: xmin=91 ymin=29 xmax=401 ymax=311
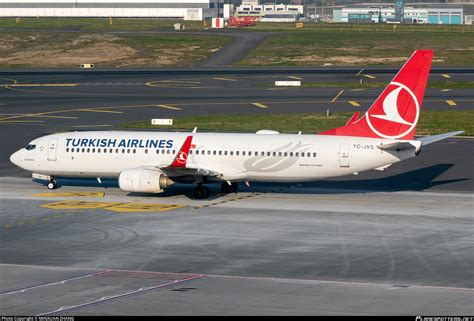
xmin=170 ymin=135 xmax=193 ymax=168
xmin=320 ymin=50 xmax=433 ymax=140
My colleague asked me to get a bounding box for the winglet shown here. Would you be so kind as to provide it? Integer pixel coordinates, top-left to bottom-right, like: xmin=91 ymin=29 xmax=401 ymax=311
xmin=170 ymin=135 xmax=193 ymax=168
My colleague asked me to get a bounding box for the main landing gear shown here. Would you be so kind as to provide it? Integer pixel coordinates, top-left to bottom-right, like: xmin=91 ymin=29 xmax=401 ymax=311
xmin=193 ymin=182 xmax=239 ymax=199
xmin=221 ymin=182 xmax=238 ymax=194
xmin=193 ymin=184 xmax=210 ymax=199
xmin=47 ymin=177 xmax=57 ymax=190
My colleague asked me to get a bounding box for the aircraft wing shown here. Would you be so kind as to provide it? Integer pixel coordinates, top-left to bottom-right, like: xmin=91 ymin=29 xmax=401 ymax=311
xmin=158 ymin=134 xmax=247 ymax=181
xmin=161 ymin=166 xmax=221 ymax=178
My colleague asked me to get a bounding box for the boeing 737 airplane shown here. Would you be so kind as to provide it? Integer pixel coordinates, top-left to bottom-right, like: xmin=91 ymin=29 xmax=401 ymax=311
xmin=10 ymin=50 xmax=463 ymax=199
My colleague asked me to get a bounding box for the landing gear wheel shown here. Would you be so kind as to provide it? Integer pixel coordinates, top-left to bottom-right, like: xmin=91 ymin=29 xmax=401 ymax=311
xmin=47 ymin=180 xmax=57 ymax=190
xmin=221 ymin=182 xmax=238 ymax=194
xmin=194 ymin=185 xmax=210 ymax=199
xmin=221 ymin=182 xmax=233 ymax=194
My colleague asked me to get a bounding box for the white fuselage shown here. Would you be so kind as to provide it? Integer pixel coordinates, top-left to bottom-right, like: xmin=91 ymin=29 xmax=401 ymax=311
xmin=10 ymin=131 xmax=416 ymax=183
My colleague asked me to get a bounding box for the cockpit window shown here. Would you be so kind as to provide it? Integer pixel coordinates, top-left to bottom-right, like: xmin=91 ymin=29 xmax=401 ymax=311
xmin=25 ymin=144 xmax=36 ymax=151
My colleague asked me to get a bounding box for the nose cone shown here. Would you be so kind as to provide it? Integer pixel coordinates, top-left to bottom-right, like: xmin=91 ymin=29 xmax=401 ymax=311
xmin=10 ymin=150 xmax=22 ymax=167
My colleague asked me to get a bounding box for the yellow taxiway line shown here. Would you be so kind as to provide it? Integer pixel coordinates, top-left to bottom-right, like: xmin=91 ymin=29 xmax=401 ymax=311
xmin=33 ymin=192 xmax=105 ymax=197
xmin=441 ymin=74 xmax=451 ymax=79
xmin=10 ymin=83 xmax=78 ymax=87
xmin=348 ymin=101 xmax=361 ymax=107
xmin=79 ymin=109 xmax=123 ymax=114
xmin=212 ymin=77 xmax=238 ymax=82
xmin=331 ymin=90 xmax=344 ymax=103
xmin=446 ymin=100 xmax=457 ymax=106
xmin=40 ymin=200 xmax=185 ymax=212
xmin=156 ymin=104 xmax=182 ymax=110
xmin=252 ymin=102 xmax=269 ymax=109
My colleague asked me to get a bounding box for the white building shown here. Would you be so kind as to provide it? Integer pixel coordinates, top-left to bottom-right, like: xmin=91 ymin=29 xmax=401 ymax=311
xmin=236 ymin=3 xmax=304 ymax=22
xmin=0 ymin=0 xmax=221 ymax=20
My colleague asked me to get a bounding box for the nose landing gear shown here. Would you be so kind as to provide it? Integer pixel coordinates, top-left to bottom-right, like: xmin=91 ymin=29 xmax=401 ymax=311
xmin=47 ymin=178 xmax=57 ymax=190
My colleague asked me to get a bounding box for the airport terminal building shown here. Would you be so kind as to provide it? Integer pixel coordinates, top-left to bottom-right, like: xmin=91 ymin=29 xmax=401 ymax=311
xmin=333 ymin=5 xmax=464 ymax=24
xmin=0 ymin=0 xmax=221 ymax=20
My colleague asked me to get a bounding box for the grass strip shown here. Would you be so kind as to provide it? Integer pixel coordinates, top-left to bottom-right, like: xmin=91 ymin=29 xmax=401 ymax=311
xmin=119 ymin=110 xmax=473 ymax=136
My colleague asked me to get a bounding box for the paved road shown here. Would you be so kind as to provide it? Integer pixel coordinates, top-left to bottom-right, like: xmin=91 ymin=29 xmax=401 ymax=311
xmin=0 ymin=179 xmax=472 ymax=315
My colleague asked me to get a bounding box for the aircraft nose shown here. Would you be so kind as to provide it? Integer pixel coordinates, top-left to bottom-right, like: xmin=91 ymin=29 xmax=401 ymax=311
xmin=10 ymin=150 xmax=22 ymax=166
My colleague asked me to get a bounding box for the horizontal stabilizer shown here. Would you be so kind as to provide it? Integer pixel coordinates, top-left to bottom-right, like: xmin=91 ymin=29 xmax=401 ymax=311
xmin=377 ymin=140 xmax=420 ymax=151
xmin=416 ymin=131 xmax=464 ymax=146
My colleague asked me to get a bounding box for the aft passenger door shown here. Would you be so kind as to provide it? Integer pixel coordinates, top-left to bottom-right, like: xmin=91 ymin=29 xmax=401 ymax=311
xmin=339 ymin=144 xmax=350 ymax=167
xmin=48 ymin=138 xmax=58 ymax=161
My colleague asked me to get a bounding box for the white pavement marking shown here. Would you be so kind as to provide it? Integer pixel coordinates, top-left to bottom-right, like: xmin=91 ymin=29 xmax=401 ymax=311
xmin=0 ymin=270 xmax=110 ymax=296
xmin=37 ymin=274 xmax=205 ymax=316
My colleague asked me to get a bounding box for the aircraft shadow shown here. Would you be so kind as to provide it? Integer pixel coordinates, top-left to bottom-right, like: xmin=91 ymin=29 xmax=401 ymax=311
xmin=32 ymin=164 xmax=468 ymax=199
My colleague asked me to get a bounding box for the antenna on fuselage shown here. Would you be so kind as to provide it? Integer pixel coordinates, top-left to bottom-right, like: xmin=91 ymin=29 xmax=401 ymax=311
xmin=192 ymin=127 xmax=197 ymax=133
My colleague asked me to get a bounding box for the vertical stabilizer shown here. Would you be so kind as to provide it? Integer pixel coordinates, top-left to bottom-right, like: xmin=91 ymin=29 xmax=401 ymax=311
xmin=320 ymin=50 xmax=433 ymax=140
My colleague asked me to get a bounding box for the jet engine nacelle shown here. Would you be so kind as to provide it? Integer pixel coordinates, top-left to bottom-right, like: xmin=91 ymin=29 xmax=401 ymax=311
xmin=118 ymin=168 xmax=173 ymax=193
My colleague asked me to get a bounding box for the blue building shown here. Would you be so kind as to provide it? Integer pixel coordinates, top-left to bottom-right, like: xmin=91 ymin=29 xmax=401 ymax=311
xmin=333 ymin=5 xmax=464 ymax=25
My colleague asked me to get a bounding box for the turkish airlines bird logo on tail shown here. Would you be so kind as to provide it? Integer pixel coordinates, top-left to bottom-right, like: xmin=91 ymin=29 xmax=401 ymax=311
xmin=371 ymin=85 xmax=415 ymax=126
xmin=366 ymin=82 xmax=420 ymax=139
xmin=319 ymin=50 xmax=433 ymax=140
xmin=170 ymin=135 xmax=193 ymax=168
